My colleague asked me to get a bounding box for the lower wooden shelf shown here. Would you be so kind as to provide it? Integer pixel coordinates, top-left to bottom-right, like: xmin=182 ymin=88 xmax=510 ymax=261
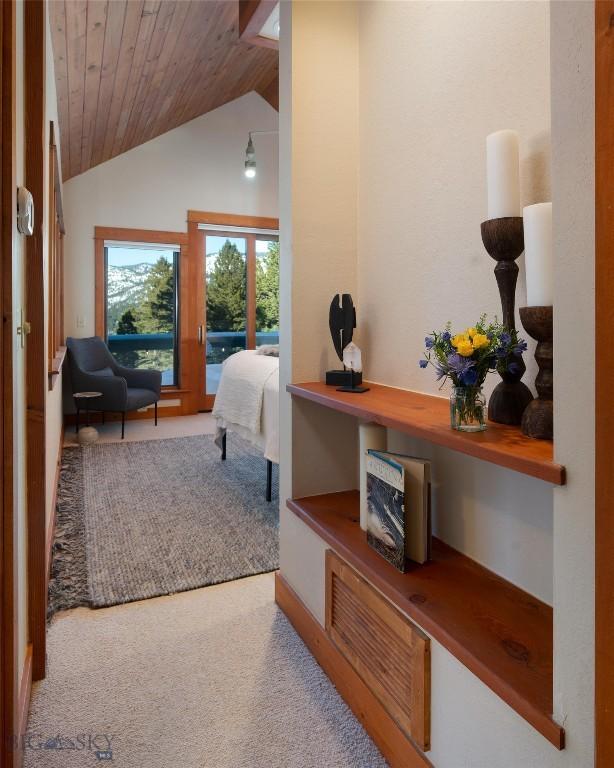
xmin=287 ymin=491 xmax=565 ymax=749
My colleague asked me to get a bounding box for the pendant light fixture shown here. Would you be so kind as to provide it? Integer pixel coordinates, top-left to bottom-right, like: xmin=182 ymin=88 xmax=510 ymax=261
xmin=243 ymin=130 xmax=279 ymax=179
xmin=244 ymin=136 xmax=256 ymax=178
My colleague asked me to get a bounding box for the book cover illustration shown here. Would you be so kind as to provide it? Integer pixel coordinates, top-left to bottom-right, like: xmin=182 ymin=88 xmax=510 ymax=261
xmin=366 ymin=450 xmax=407 ymax=572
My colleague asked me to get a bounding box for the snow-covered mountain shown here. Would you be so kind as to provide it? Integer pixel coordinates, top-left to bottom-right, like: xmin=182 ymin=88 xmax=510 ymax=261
xmin=107 ymin=263 xmax=152 ymax=332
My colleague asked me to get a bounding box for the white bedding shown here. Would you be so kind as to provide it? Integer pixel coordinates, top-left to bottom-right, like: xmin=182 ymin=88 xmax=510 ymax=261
xmin=212 ymin=350 xmax=279 ymax=464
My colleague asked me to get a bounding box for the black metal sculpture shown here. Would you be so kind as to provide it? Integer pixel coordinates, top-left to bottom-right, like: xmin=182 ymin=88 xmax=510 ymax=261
xmin=329 ymin=293 xmax=356 ymax=361
xmin=325 ymin=294 xmax=368 ymax=392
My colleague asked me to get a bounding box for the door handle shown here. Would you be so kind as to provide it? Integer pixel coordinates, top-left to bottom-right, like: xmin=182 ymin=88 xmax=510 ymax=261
xmin=198 ymin=325 xmax=204 ymax=345
xmin=17 ymin=309 xmax=31 ymax=348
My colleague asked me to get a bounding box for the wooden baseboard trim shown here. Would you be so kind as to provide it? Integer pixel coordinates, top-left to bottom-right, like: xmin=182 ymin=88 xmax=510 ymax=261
xmin=16 ymin=644 xmax=33 ymax=759
xmin=274 ymin=572 xmax=433 ymax=768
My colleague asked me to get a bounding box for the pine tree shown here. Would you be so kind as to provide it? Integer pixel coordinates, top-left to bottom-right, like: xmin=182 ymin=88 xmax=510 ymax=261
xmin=256 ymin=241 xmax=279 ymax=331
xmin=206 ymin=240 xmax=246 ymax=332
xmin=137 ymin=257 xmax=175 ymax=333
xmin=116 ymin=308 xmax=138 ymax=334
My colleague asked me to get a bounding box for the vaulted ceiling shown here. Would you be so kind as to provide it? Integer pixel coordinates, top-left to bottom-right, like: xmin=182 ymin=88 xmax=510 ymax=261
xmin=49 ymin=1 xmax=279 ymax=181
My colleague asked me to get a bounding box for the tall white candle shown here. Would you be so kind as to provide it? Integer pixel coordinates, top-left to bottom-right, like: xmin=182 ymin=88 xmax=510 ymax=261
xmin=523 ymin=202 xmax=553 ymax=306
xmin=486 ymin=130 xmax=521 ymax=219
xmin=359 ymin=422 xmax=387 ymax=531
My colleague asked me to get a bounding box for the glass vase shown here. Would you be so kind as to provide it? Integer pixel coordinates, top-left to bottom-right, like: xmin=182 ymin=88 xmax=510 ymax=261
xmin=450 ymin=386 xmax=487 ymax=432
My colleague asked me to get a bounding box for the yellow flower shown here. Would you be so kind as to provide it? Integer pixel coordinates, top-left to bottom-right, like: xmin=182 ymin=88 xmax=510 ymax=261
xmin=451 ymin=334 xmax=468 ymax=348
xmin=465 ymin=327 xmax=477 ymax=338
xmin=472 ymin=333 xmax=489 ymax=350
xmin=456 ymin=340 xmax=474 ymax=357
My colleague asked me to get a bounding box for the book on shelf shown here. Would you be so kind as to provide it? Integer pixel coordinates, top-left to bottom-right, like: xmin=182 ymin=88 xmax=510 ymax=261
xmin=365 ymin=449 xmax=432 ymax=572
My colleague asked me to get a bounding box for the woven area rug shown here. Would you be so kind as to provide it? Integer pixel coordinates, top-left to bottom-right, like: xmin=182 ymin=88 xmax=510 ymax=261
xmin=48 ymin=434 xmax=278 ymax=614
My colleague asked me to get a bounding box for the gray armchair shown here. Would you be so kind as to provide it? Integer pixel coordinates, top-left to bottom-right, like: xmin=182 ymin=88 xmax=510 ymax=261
xmin=66 ymin=336 xmax=162 ymax=439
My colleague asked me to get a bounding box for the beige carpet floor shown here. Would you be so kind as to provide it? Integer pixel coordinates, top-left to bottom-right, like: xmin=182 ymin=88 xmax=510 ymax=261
xmin=25 ymin=573 xmax=387 ymax=768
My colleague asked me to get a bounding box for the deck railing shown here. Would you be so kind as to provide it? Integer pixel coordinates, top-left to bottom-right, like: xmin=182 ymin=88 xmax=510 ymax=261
xmin=107 ymin=331 xmax=280 ymax=385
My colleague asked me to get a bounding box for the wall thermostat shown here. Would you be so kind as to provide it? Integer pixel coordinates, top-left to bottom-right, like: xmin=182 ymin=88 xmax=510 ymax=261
xmin=17 ymin=186 xmax=34 ymax=236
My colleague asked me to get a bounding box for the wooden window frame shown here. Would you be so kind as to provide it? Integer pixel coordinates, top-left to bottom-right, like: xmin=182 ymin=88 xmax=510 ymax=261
xmin=47 ymin=121 xmax=65 ymax=390
xmin=94 ymin=226 xmax=189 ymax=393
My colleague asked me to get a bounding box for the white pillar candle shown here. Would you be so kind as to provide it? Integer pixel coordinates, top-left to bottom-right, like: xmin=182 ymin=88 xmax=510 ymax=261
xmin=486 ymin=130 xmax=521 ymax=219
xmin=523 ymin=202 xmax=553 ymax=306
xmin=359 ymin=422 xmax=387 ymax=531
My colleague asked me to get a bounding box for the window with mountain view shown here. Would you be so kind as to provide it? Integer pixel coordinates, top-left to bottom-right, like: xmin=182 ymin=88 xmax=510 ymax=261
xmin=105 ymin=244 xmax=179 ymax=386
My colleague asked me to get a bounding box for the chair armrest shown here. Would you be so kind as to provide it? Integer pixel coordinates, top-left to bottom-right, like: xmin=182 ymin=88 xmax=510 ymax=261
xmin=72 ymin=371 xmax=128 ymax=407
xmin=113 ymin=365 xmax=162 ymax=396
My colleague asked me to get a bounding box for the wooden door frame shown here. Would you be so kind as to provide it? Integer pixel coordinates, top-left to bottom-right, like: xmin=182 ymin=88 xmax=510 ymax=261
xmin=186 ymin=210 xmax=279 ymax=411
xmin=24 ymin=0 xmax=47 ymax=684
xmin=1 ymin=1 xmax=20 ymax=764
xmin=595 ymin=2 xmax=614 ymax=765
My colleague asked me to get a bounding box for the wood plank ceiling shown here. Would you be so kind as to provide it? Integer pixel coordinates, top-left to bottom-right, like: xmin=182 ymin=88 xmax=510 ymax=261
xmin=49 ymin=1 xmax=279 ymax=181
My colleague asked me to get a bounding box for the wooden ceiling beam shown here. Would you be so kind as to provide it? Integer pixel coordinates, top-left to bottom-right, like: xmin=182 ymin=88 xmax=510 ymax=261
xmin=239 ymin=0 xmax=279 ymax=50
xmin=49 ymin=0 xmax=279 ymax=180
xmin=258 ymin=73 xmax=279 ymax=112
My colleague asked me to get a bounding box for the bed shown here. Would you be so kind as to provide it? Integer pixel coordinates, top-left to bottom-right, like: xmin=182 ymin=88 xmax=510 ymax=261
xmin=212 ymin=349 xmax=279 ymax=501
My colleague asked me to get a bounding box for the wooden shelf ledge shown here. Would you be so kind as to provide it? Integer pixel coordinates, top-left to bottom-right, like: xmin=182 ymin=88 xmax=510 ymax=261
xmin=287 ymin=381 xmax=565 ymax=485
xmin=287 ymin=491 xmax=565 ymax=749
xmin=47 ymin=346 xmax=67 ymax=391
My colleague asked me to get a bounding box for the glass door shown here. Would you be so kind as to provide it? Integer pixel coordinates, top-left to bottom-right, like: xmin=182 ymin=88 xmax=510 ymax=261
xmin=204 ymin=235 xmax=247 ymax=397
xmin=255 ymin=239 xmax=279 ymax=347
xmin=192 ymin=223 xmax=279 ymax=411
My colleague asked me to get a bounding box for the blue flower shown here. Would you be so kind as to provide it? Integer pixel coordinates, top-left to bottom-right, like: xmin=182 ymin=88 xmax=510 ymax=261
xmin=495 ymin=346 xmax=508 ymax=359
xmin=434 ymin=362 xmax=448 ymax=381
xmin=508 ymin=362 xmax=521 ymax=375
xmin=447 ymin=353 xmax=476 ymax=380
xmin=461 ymin=367 xmax=479 ymax=386
xmin=446 ymin=353 xmax=465 ymax=373
xmin=500 ymin=332 xmax=512 ymax=346
xmin=419 ymin=359 xmax=429 ymax=368
xmin=425 ymin=336 xmax=434 ymax=349
xmin=513 ymin=341 xmax=528 ymax=356
xmin=441 ymin=331 xmax=451 ymax=342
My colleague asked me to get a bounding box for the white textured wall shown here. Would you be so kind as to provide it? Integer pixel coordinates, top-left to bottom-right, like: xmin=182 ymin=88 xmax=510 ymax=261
xmin=63 ymin=91 xmax=278 ymax=339
xmin=278 ymin=0 xmax=360 ymax=621
xmin=280 ymin=0 xmax=595 ymax=765
xmin=550 ymin=1 xmax=595 ymax=764
xmin=358 ymin=0 xmax=553 ymax=599
xmin=45 ymin=1 xmax=64 ymax=532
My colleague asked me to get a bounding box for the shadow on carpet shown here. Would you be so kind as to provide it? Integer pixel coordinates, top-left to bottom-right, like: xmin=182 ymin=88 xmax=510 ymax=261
xmin=48 ymin=434 xmax=278 ymax=616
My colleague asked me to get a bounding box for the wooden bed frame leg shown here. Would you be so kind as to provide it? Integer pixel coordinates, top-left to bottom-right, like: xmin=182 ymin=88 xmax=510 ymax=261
xmin=266 ymin=459 xmax=273 ymax=503
xmin=221 ymin=431 xmax=227 ymax=461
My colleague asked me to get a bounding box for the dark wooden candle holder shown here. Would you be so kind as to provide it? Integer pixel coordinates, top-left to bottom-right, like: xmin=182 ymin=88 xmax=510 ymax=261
xmin=481 ymin=217 xmax=534 ymax=425
xmin=519 ymin=306 xmax=553 ymax=440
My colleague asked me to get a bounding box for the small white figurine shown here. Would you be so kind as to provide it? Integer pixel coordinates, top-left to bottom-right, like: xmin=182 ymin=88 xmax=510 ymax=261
xmin=342 ymin=342 xmax=363 ymax=373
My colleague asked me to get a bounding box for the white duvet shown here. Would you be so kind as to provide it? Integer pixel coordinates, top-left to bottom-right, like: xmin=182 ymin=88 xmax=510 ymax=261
xmin=212 ymin=350 xmax=279 ymax=464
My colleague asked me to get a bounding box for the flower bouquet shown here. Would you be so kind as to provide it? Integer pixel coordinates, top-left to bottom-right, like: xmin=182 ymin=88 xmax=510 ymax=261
xmin=419 ymin=315 xmax=527 ymax=432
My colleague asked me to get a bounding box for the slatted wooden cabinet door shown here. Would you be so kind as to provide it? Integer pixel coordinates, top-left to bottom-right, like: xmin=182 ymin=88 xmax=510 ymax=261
xmin=325 ymin=550 xmax=431 ymax=752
